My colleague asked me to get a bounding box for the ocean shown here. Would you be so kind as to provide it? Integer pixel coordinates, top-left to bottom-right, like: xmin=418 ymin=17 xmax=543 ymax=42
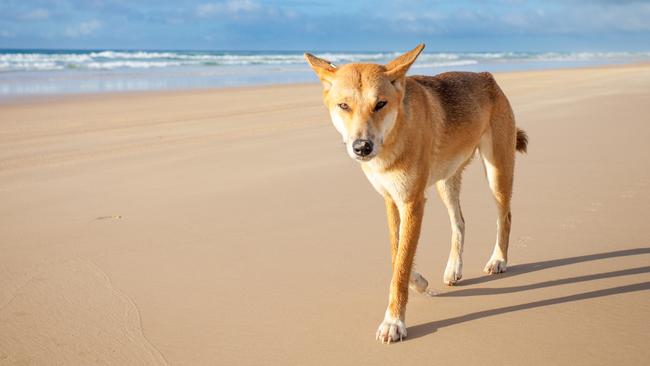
xmin=1 ymin=49 xmax=649 ymax=97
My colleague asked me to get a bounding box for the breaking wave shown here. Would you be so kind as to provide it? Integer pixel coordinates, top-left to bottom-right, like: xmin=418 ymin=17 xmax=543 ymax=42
xmin=1 ymin=50 xmax=649 ymax=72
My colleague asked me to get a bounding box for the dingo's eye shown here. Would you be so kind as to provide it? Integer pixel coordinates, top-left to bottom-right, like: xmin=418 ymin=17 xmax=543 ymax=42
xmin=374 ymin=101 xmax=387 ymax=112
xmin=338 ymin=103 xmax=350 ymax=111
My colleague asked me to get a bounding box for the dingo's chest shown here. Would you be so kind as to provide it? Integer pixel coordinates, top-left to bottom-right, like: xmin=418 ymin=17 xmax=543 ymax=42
xmin=362 ymin=167 xmax=414 ymax=203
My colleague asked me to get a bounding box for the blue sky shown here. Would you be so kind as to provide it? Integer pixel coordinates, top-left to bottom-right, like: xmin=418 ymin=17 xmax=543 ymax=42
xmin=0 ymin=0 xmax=649 ymax=51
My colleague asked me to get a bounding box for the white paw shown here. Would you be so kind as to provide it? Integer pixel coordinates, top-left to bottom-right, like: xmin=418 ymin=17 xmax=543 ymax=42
xmin=409 ymin=271 xmax=429 ymax=293
xmin=375 ymin=313 xmax=407 ymax=344
xmin=484 ymin=257 xmax=507 ymax=274
xmin=443 ymin=258 xmax=463 ymax=286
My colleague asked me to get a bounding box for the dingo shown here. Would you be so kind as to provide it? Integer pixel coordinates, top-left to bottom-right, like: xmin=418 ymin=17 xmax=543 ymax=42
xmin=305 ymin=44 xmax=528 ymax=343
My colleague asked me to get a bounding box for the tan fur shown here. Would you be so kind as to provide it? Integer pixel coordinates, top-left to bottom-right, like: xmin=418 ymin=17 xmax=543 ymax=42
xmin=305 ymin=44 xmax=528 ymax=343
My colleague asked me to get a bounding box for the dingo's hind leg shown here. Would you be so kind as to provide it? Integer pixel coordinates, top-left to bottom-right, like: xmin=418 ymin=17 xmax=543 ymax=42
xmin=479 ymin=113 xmax=516 ymax=274
xmin=436 ymin=172 xmax=466 ymax=285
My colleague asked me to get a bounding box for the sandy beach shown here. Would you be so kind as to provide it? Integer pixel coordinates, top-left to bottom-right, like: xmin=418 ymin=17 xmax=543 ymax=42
xmin=1 ymin=64 xmax=649 ymax=365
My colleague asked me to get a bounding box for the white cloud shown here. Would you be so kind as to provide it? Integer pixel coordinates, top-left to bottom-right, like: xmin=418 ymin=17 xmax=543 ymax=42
xmin=196 ymin=1 xmax=261 ymax=18
xmin=20 ymin=8 xmax=50 ymax=21
xmin=581 ymin=2 xmax=650 ymax=32
xmin=65 ymin=20 xmax=102 ymax=38
xmin=380 ymin=1 xmax=650 ymax=35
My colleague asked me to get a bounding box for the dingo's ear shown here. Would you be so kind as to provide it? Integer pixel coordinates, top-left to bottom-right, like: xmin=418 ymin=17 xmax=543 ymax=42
xmin=304 ymin=53 xmax=337 ymax=90
xmin=385 ymin=44 xmax=425 ymax=82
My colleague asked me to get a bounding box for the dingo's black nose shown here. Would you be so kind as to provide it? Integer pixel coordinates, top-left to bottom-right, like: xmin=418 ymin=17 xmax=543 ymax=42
xmin=352 ymin=139 xmax=374 ymax=157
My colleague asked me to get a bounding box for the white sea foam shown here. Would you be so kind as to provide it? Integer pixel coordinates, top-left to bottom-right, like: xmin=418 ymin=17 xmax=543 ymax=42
xmin=85 ymin=61 xmax=184 ymax=69
xmin=0 ymin=50 xmax=648 ymax=73
xmin=88 ymin=51 xmax=180 ymax=59
xmin=413 ymin=60 xmax=479 ymax=68
xmin=0 ymin=60 xmax=64 ymax=71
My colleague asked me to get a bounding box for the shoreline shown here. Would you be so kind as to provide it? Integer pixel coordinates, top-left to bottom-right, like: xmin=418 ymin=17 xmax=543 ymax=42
xmin=2 ymin=59 xmax=650 ymax=104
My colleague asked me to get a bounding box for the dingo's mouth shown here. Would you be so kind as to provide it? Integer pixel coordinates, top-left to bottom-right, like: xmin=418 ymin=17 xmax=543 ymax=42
xmin=353 ymin=154 xmax=375 ymax=162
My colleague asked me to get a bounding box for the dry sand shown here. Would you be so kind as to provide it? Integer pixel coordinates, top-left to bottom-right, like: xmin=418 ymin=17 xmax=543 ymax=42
xmin=1 ymin=64 xmax=649 ymax=365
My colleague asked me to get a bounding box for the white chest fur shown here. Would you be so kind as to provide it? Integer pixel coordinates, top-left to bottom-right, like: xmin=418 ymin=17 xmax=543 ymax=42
xmin=362 ymin=163 xmax=413 ymax=203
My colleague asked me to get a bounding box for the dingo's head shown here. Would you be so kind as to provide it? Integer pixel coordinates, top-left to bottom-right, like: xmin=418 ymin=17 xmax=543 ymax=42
xmin=305 ymin=44 xmax=424 ymax=162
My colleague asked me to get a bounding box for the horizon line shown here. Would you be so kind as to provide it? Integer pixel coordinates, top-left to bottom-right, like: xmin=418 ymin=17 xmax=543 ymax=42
xmin=1 ymin=47 xmax=649 ymax=54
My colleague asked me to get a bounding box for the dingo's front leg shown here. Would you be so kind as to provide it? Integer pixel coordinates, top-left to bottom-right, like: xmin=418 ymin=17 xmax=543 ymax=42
xmin=376 ymin=198 xmax=425 ymax=343
xmin=385 ymin=195 xmax=428 ymax=294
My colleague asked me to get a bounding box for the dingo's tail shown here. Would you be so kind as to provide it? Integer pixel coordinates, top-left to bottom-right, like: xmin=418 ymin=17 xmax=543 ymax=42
xmin=516 ymin=128 xmax=528 ymax=153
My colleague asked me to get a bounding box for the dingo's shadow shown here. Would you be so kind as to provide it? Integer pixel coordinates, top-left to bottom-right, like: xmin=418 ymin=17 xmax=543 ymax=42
xmin=408 ymin=248 xmax=650 ymax=340
xmin=409 ymin=281 xmax=650 ymax=340
xmin=461 ymin=247 xmax=650 ymax=286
